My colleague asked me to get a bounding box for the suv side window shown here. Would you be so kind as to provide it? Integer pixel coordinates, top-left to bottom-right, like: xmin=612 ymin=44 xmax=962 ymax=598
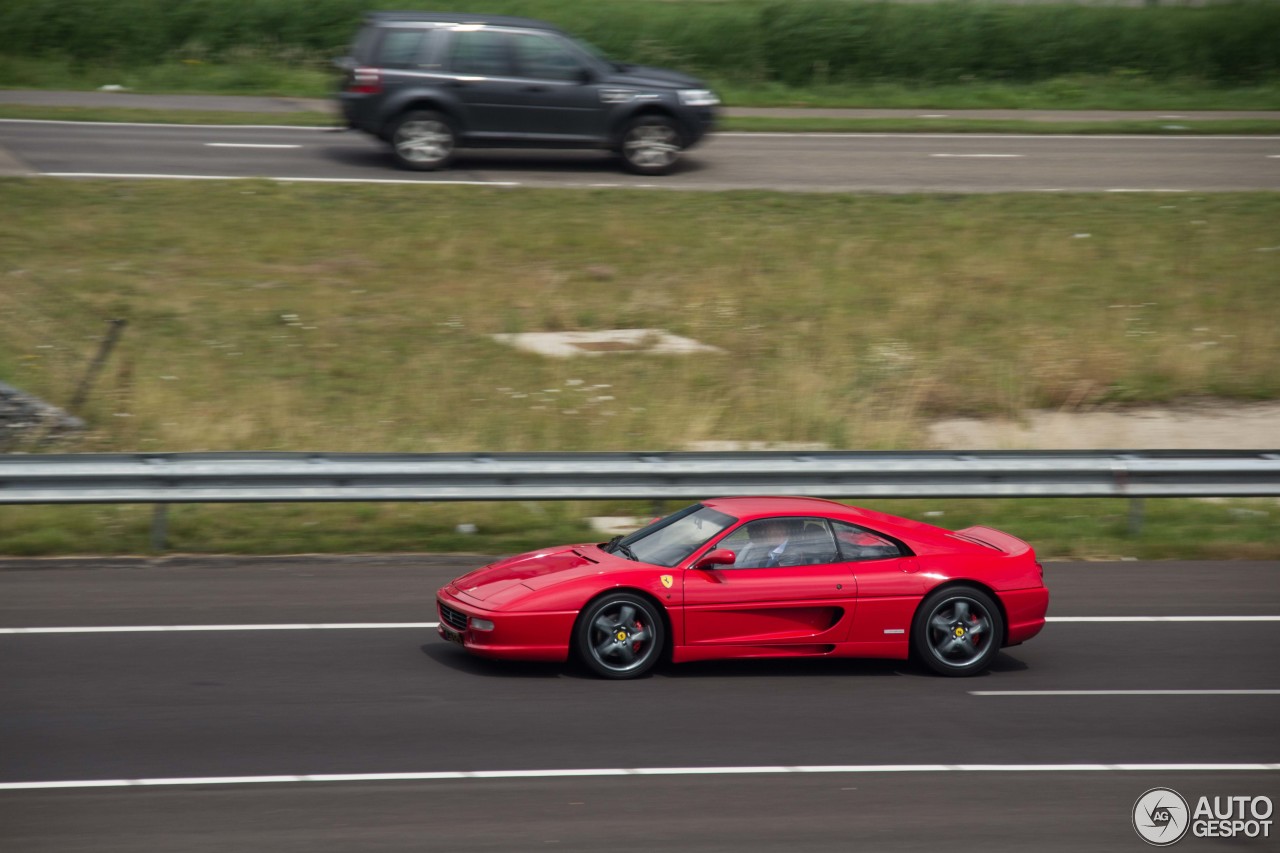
xmin=510 ymin=32 xmax=585 ymax=81
xmin=446 ymin=29 xmax=513 ymax=77
xmin=376 ymin=28 xmax=432 ymax=69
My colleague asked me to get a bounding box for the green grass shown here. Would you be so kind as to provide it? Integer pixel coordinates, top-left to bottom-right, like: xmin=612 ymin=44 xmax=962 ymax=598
xmin=3 ymin=0 xmax=1277 ymax=85
xmin=0 ymin=498 xmax=1274 ymax=560
xmin=714 ymin=77 xmax=1280 ymax=111
xmin=2 ymin=180 xmax=1277 ymax=557
xmin=3 ymin=181 xmax=1277 ymax=454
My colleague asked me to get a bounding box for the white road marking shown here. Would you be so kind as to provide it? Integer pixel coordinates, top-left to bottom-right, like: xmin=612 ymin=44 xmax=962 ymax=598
xmin=972 ymin=690 xmax=1280 ymax=697
xmin=0 ymin=623 xmax=438 ymax=634
xmin=3 ymin=119 xmax=1278 ymax=141
xmin=2 ymin=763 xmax=1276 ymax=791
xmin=930 ymin=153 xmax=1024 ymax=158
xmin=716 ymin=132 xmax=1280 ymax=141
xmin=1047 ymin=616 xmax=1280 ymax=622
xmin=0 ymin=118 xmax=328 ymax=130
xmin=42 ymin=172 xmax=520 ymax=187
xmin=3 ymin=616 xmax=1276 ymax=634
xmin=204 ymin=143 xmax=301 ymax=149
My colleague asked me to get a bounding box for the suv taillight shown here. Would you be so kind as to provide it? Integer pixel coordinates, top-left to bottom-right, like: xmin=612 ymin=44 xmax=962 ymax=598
xmin=347 ymin=67 xmax=382 ymax=95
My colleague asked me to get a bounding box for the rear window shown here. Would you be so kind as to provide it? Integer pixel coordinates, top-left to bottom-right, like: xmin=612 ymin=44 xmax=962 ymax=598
xmin=350 ymin=26 xmax=380 ymax=64
xmin=376 ymin=28 xmax=433 ymax=69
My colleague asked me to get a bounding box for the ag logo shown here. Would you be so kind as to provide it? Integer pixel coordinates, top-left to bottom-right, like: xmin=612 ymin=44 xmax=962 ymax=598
xmin=1133 ymin=787 xmax=1190 ymax=846
xmin=660 ymin=575 xmax=673 ymax=589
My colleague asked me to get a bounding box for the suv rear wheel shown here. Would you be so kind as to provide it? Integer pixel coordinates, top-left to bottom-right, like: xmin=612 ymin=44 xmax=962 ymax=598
xmin=390 ymin=110 xmax=456 ymax=171
xmin=619 ymin=115 xmax=683 ymax=176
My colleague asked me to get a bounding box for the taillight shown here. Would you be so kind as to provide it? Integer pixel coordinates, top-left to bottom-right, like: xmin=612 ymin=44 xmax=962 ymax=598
xmin=347 ymin=67 xmax=382 ymax=95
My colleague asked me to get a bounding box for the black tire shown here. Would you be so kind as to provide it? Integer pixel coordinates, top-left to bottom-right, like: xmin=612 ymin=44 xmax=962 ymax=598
xmin=389 ymin=110 xmax=457 ymax=171
xmin=575 ymin=592 xmax=666 ymax=679
xmin=912 ymin=585 xmax=1004 ymax=677
xmin=618 ymin=115 xmax=683 ymax=176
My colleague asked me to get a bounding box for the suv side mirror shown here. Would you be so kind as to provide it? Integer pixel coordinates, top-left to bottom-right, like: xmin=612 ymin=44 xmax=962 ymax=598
xmin=575 ymin=66 xmax=595 ymax=85
xmin=693 ymin=549 xmax=736 ymax=570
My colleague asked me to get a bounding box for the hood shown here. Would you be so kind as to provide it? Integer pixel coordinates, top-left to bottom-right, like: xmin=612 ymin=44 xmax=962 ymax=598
xmin=606 ymin=64 xmax=703 ymax=90
xmin=452 ymin=545 xmax=604 ymax=601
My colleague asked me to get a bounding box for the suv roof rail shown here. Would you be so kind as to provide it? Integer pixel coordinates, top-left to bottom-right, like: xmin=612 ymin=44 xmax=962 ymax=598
xmin=365 ymin=11 xmax=562 ymax=32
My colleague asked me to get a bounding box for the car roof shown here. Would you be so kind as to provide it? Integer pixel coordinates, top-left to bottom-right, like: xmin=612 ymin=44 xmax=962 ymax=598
xmin=366 ymin=11 xmax=563 ymax=33
xmin=700 ymin=496 xmax=960 ymax=544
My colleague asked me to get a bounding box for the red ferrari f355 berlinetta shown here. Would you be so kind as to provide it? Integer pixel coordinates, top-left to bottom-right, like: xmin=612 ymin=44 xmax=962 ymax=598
xmin=436 ymin=497 xmax=1048 ymax=679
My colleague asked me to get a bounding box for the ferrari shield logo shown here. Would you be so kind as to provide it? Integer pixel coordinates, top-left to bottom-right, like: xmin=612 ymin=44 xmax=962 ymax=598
xmin=660 ymin=575 xmax=674 ymax=589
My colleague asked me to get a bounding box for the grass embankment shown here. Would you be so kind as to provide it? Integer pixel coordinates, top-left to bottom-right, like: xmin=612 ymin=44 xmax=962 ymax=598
xmin=1 ymin=181 xmax=1277 ymax=557
xmin=1 ymin=1 xmax=1277 ymax=111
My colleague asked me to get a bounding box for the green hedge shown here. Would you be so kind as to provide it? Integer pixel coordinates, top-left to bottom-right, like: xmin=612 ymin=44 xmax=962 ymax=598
xmin=2 ymin=0 xmax=1276 ymax=85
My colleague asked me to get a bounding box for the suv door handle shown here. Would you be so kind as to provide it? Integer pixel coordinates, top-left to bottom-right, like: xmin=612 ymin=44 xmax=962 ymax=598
xmin=522 ymin=85 xmax=548 ymax=93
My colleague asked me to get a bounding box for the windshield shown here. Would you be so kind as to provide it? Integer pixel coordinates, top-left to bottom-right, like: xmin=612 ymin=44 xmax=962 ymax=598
xmin=612 ymin=504 xmax=737 ymax=567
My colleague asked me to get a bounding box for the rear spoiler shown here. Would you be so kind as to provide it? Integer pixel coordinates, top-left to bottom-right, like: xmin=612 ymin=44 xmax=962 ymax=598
xmin=954 ymin=526 xmax=1032 ymax=556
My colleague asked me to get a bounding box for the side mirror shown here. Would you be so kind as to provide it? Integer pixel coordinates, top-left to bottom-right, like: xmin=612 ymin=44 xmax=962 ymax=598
xmin=575 ymin=66 xmax=595 ymax=85
xmin=693 ymin=549 xmax=736 ymax=570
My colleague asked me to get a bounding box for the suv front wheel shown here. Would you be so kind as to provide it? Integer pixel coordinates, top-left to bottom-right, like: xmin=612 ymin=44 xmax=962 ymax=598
xmin=619 ymin=115 xmax=683 ymax=176
xmin=390 ymin=110 xmax=457 ymax=171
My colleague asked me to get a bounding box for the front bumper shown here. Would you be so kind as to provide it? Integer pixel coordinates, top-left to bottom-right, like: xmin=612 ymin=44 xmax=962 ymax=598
xmin=435 ymin=587 xmax=575 ymax=662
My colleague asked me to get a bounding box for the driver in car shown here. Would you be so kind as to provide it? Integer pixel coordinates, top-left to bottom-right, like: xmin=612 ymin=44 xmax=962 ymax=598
xmin=734 ymin=519 xmax=802 ymax=568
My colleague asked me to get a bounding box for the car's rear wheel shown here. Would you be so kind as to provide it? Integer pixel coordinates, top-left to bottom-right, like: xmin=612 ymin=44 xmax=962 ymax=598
xmin=575 ymin=592 xmax=665 ymax=679
xmin=389 ymin=110 xmax=456 ymax=171
xmin=912 ymin=585 xmax=1004 ymax=677
xmin=618 ymin=115 xmax=683 ymax=176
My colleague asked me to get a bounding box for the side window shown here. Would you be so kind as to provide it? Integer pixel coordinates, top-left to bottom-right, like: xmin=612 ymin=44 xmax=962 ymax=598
xmin=446 ymin=29 xmax=512 ymax=77
xmin=715 ymin=517 xmax=839 ymax=569
xmin=510 ymin=32 xmax=584 ymax=81
xmin=376 ymin=29 xmax=430 ymax=69
xmin=831 ymin=520 xmax=902 ymax=562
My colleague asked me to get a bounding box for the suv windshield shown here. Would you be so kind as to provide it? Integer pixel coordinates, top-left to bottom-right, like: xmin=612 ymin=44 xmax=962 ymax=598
xmin=610 ymin=504 xmax=737 ymax=567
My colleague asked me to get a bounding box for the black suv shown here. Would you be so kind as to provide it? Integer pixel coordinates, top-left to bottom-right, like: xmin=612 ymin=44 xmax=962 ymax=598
xmin=336 ymin=12 xmax=719 ymax=175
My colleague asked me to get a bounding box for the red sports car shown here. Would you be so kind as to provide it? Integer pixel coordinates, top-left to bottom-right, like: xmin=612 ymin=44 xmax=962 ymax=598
xmin=436 ymin=497 xmax=1048 ymax=679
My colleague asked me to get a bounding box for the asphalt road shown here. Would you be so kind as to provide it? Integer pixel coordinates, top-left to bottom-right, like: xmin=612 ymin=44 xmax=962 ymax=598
xmin=1 ymin=556 xmax=1276 ymax=851
xmin=1 ymin=119 xmax=1277 ymax=192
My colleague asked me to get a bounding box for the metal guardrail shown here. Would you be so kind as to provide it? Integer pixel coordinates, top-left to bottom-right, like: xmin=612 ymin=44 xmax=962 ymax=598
xmin=1 ymin=450 xmax=1278 ymax=503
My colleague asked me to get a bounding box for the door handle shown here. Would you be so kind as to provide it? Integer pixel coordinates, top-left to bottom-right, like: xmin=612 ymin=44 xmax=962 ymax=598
xmin=523 ymin=85 xmax=548 ymax=93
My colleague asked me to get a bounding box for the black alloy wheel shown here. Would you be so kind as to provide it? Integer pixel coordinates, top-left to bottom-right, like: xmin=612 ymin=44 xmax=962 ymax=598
xmin=912 ymin=585 xmax=1004 ymax=677
xmin=576 ymin=592 xmax=665 ymax=679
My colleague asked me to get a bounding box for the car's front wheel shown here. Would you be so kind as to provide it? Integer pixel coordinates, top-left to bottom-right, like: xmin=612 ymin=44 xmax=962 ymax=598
xmin=912 ymin=585 xmax=1004 ymax=677
xmin=618 ymin=115 xmax=683 ymax=176
xmin=389 ymin=110 xmax=456 ymax=171
xmin=575 ymin=592 xmax=665 ymax=679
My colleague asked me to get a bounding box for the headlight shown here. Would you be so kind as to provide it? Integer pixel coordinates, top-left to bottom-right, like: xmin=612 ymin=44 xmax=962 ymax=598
xmin=469 ymin=618 xmax=495 ymax=632
xmin=678 ymin=89 xmax=720 ymax=107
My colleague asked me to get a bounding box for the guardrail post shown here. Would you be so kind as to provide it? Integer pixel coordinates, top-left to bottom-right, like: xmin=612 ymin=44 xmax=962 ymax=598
xmin=1128 ymin=497 xmax=1145 ymax=537
xmin=150 ymin=504 xmax=169 ymax=552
